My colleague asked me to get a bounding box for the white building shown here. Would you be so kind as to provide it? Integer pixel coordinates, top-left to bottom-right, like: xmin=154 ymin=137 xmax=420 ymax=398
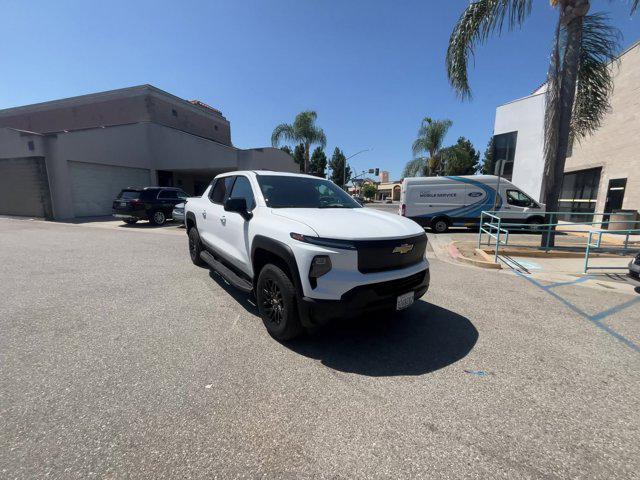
xmin=492 ymin=40 xmax=640 ymax=221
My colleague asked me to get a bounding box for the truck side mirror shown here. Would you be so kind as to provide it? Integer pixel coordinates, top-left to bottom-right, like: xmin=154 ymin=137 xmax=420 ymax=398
xmin=224 ymin=198 xmax=252 ymax=220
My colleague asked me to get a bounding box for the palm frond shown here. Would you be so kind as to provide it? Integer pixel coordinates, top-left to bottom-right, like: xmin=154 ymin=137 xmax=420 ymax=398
xmin=446 ymin=0 xmax=533 ymax=99
xmin=402 ymin=157 xmax=426 ymax=178
xmin=271 ymin=123 xmax=298 ymax=147
xmin=571 ymin=13 xmax=622 ymax=140
xmin=311 ymin=128 xmax=327 ymax=149
xmin=412 ymin=138 xmax=429 ymax=157
xmin=412 ymin=118 xmax=453 ymax=157
xmin=632 ymin=0 xmax=639 ymax=14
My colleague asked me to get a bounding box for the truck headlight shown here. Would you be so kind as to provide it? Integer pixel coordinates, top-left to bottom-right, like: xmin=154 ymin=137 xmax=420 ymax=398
xmin=310 ymin=255 xmax=332 ymax=278
xmin=309 ymin=255 xmax=332 ymax=288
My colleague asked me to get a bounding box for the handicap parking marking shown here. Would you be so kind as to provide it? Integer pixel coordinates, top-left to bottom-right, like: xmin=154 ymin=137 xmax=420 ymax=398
xmin=513 ymin=260 xmax=541 ymax=270
xmin=515 ymin=271 xmax=640 ymax=353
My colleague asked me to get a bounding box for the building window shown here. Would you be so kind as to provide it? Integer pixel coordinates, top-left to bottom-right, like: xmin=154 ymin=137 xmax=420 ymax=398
xmin=214 ymin=125 xmax=218 ymax=131
xmin=172 ymin=109 xmax=178 ymax=117
xmin=558 ymin=167 xmax=601 ymax=222
xmin=492 ymin=131 xmax=518 ymax=180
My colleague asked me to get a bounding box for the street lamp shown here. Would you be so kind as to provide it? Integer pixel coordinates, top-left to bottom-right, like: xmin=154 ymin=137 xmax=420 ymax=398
xmin=343 ymin=148 xmax=373 ymax=189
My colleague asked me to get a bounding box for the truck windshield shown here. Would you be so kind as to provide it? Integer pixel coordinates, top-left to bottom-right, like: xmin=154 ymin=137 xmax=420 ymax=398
xmin=256 ymin=175 xmax=362 ymax=209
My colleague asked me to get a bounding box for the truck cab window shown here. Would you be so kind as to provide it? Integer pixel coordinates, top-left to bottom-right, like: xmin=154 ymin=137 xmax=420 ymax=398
xmin=228 ymin=176 xmax=256 ymax=210
xmin=209 ymin=176 xmax=235 ymax=204
xmin=506 ymin=189 xmax=535 ymax=208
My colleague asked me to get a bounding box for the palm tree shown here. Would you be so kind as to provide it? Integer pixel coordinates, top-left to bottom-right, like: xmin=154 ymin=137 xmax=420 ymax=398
xmin=402 ymin=157 xmax=427 ymax=178
xmin=271 ymin=111 xmax=327 ymax=174
xmin=411 ymin=117 xmax=453 ymax=176
xmin=446 ymin=0 xmax=634 ymax=246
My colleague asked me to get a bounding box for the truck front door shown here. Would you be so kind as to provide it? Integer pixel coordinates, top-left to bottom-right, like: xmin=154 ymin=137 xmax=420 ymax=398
xmin=218 ymin=175 xmax=255 ymax=276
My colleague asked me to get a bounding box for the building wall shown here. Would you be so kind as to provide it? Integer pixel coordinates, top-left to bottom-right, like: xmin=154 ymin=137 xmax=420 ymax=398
xmin=493 ymin=91 xmax=546 ymax=200
xmin=493 ymin=41 xmax=640 ymax=215
xmin=147 ymin=122 xmax=237 ymax=172
xmin=564 ymin=43 xmax=640 ymax=214
xmin=237 ymin=148 xmax=299 ymax=173
xmin=0 ymin=85 xmax=232 ymax=146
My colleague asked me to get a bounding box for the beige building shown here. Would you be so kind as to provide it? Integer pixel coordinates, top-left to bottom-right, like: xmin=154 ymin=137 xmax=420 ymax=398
xmin=493 ymin=40 xmax=640 ymax=222
xmin=376 ymin=181 xmax=402 ymax=201
xmin=563 ymin=41 xmax=639 ymax=216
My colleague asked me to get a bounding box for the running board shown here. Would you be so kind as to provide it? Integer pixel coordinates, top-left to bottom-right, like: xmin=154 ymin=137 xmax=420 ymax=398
xmin=200 ymin=250 xmax=253 ymax=293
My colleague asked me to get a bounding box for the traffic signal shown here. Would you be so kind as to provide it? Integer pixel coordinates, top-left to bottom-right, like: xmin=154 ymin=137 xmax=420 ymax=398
xmin=375 ymin=168 xmax=379 ymax=176
xmin=368 ymin=168 xmax=374 ymax=174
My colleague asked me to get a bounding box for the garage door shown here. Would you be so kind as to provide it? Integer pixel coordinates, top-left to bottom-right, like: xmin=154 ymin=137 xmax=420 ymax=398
xmin=0 ymin=157 xmax=53 ymax=218
xmin=69 ymin=161 xmax=151 ymax=217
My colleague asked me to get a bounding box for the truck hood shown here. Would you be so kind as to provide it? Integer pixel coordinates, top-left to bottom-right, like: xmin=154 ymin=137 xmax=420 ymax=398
xmin=270 ymin=208 xmax=424 ymax=240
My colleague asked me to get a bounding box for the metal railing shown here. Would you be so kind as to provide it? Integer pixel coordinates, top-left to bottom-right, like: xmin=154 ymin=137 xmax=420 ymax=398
xmin=477 ymin=212 xmax=510 ymax=262
xmin=477 ymin=211 xmax=640 ymax=268
xmin=583 ymin=228 xmax=640 ymax=273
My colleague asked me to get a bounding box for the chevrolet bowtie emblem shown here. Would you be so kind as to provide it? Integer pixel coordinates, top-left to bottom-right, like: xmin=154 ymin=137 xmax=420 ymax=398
xmin=392 ymin=244 xmax=413 ymax=254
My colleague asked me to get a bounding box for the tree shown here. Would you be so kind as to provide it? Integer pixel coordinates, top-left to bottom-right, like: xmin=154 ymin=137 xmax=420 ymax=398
xmin=271 ymin=111 xmax=327 ymax=174
xmin=442 ymin=137 xmax=481 ymax=176
xmin=412 ymin=117 xmax=453 ymax=176
xmin=480 ymin=137 xmax=495 ymax=175
xmin=280 ymin=145 xmax=293 ymax=156
xmin=292 ymin=143 xmax=305 ymax=172
xmin=328 ymin=147 xmax=352 ymax=186
xmin=309 ymin=146 xmax=327 ymax=178
xmin=402 ymin=157 xmax=427 ymax=178
xmin=446 ymin=0 xmax=629 ymax=246
xmin=361 ymin=183 xmax=378 ymax=200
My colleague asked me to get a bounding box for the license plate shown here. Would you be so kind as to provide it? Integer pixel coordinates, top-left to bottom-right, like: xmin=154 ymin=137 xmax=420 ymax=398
xmin=396 ymin=291 xmax=414 ymax=311
xmin=120 ymin=202 xmax=126 ymax=207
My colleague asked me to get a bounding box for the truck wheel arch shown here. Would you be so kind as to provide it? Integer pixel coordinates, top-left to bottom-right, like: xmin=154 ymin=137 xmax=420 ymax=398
xmin=251 ymin=235 xmax=303 ymax=297
xmin=186 ymin=211 xmax=197 ymax=232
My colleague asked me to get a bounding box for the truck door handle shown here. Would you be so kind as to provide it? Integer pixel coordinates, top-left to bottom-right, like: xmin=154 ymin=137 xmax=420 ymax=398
xmin=220 ymin=216 xmax=226 ymax=225
xmin=202 ymin=210 xmax=207 ymax=219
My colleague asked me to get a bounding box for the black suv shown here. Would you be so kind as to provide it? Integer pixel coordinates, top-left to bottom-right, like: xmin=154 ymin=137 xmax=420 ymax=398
xmin=112 ymin=187 xmax=188 ymax=225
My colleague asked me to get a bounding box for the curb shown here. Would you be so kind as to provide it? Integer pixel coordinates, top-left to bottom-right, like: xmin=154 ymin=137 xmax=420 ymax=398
xmin=448 ymin=242 xmax=502 ymax=270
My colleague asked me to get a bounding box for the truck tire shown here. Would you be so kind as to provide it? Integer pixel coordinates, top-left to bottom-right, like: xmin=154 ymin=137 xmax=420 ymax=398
xmin=256 ymin=264 xmax=303 ymax=341
xmin=150 ymin=210 xmax=167 ymax=226
xmin=188 ymin=227 xmax=206 ymax=267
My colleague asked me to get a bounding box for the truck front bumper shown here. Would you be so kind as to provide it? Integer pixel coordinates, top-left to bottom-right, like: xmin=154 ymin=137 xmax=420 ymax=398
xmin=298 ymin=268 xmax=430 ymax=326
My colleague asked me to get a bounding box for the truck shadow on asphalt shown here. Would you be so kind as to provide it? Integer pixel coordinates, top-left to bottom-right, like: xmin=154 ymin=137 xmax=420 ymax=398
xmin=209 ymin=271 xmax=478 ymax=377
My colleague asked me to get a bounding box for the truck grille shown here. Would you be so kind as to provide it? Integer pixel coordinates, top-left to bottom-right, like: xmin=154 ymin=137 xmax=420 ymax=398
xmin=356 ymin=234 xmax=427 ymax=273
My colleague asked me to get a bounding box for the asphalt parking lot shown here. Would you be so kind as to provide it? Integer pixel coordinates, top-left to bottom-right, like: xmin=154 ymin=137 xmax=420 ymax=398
xmin=1 ymin=217 xmax=639 ymax=479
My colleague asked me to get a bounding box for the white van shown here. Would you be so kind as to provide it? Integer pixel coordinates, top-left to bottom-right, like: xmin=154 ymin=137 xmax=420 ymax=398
xmin=399 ymin=175 xmax=545 ymax=233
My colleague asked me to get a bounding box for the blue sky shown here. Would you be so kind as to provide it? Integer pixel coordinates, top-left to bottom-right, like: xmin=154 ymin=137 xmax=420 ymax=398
xmin=1 ymin=0 xmax=638 ymax=179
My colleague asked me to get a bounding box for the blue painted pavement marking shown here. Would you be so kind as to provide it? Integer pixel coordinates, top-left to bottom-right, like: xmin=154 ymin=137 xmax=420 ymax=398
xmin=515 ymin=271 xmax=640 ymax=353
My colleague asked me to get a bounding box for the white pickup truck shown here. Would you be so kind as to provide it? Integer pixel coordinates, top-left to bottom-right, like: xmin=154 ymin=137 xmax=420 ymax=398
xmin=184 ymin=171 xmax=430 ymax=340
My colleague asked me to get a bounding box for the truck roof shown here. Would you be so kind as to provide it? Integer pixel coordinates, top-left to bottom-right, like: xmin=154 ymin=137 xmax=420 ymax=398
xmin=217 ymin=170 xmax=323 ymax=180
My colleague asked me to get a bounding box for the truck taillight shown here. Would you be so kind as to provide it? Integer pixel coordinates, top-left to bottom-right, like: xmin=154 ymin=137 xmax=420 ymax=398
xmin=400 ymin=204 xmax=406 ymax=216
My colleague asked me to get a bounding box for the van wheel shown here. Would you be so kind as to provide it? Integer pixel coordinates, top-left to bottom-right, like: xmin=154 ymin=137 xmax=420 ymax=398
xmin=256 ymin=264 xmax=303 ymax=341
xmin=188 ymin=227 xmax=206 ymax=267
xmin=527 ymin=217 xmax=545 ymax=232
xmin=431 ymin=217 xmax=449 ymax=233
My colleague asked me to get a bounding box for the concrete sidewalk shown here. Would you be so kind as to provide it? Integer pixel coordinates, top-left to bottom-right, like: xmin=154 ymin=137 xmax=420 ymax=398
xmin=427 ymin=231 xmax=640 ymax=296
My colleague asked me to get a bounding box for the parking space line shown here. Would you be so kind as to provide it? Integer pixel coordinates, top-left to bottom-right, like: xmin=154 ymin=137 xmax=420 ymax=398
xmin=515 ymin=272 xmax=640 ymax=353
